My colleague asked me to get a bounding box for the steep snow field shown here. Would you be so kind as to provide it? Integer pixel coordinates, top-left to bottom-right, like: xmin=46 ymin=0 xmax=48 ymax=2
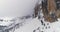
xmin=14 ymin=17 xmax=60 ymax=32
xmin=14 ymin=17 xmax=41 ymax=32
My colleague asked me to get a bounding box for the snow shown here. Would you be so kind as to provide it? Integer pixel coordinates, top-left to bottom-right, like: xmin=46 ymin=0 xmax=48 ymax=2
xmin=14 ymin=17 xmax=41 ymax=32
xmin=0 ymin=15 xmax=59 ymax=32
xmin=39 ymin=18 xmax=60 ymax=32
xmin=13 ymin=17 xmax=60 ymax=32
xmin=0 ymin=21 xmax=14 ymax=26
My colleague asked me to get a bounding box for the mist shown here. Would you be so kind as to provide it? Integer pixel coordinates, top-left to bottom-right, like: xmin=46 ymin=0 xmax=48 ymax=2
xmin=0 ymin=0 xmax=38 ymax=18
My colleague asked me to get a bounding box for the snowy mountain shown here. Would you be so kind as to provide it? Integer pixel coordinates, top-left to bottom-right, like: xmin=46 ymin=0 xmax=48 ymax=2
xmin=0 ymin=0 xmax=60 ymax=32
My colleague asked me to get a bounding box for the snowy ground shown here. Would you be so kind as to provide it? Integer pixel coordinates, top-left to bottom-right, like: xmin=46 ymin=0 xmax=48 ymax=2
xmin=13 ymin=17 xmax=60 ymax=32
xmin=14 ymin=17 xmax=41 ymax=32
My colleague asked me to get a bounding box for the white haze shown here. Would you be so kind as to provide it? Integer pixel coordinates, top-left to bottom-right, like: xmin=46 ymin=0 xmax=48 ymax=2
xmin=0 ymin=0 xmax=38 ymax=18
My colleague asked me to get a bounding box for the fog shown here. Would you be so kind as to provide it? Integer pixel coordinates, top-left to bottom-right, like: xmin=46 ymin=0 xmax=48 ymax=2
xmin=0 ymin=0 xmax=38 ymax=18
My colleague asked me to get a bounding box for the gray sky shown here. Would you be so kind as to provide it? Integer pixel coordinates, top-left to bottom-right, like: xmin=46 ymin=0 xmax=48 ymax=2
xmin=0 ymin=0 xmax=38 ymax=18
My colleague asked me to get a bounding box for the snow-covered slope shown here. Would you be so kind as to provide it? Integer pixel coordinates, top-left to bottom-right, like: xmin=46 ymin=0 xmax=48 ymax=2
xmin=13 ymin=17 xmax=60 ymax=32
xmin=14 ymin=17 xmax=41 ymax=32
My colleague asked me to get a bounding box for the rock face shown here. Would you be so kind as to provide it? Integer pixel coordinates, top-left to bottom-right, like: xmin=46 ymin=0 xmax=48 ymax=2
xmin=42 ymin=0 xmax=60 ymax=22
xmin=33 ymin=0 xmax=59 ymax=22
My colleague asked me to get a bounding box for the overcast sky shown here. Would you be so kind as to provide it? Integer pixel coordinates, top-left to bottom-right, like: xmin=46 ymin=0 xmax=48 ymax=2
xmin=0 ymin=0 xmax=38 ymax=18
